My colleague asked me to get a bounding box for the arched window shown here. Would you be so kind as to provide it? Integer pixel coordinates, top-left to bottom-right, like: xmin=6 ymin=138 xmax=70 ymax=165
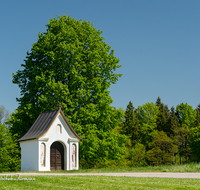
xmin=40 ymin=143 xmax=45 ymax=167
xmin=71 ymin=144 xmax=76 ymax=168
xmin=56 ymin=124 xmax=62 ymax=134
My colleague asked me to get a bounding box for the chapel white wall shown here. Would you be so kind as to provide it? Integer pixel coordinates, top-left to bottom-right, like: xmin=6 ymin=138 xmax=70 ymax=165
xmin=20 ymin=140 xmax=38 ymax=171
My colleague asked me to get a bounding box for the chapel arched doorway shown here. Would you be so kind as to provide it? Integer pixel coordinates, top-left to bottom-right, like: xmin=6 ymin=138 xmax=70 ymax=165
xmin=50 ymin=141 xmax=64 ymax=170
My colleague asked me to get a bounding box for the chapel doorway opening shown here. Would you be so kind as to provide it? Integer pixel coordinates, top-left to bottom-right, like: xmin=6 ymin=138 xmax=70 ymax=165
xmin=50 ymin=141 xmax=64 ymax=170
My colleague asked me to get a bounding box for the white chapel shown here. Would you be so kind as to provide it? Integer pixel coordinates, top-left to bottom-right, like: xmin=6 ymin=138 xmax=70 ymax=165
xmin=17 ymin=107 xmax=83 ymax=171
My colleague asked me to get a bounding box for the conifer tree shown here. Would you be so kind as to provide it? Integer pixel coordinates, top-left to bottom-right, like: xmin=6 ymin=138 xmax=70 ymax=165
xmin=155 ymin=97 xmax=162 ymax=107
xmin=155 ymin=97 xmax=171 ymax=135
xmin=124 ymin=101 xmax=134 ymax=136
xmin=123 ymin=101 xmax=140 ymax=146
xmin=168 ymin=106 xmax=178 ymax=137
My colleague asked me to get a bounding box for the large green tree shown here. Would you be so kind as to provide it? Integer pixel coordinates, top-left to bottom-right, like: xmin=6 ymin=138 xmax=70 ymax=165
xmin=10 ymin=15 xmax=125 ymax=167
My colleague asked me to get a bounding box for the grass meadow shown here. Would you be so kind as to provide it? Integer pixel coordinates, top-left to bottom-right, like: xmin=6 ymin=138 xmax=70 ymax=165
xmin=81 ymin=162 xmax=200 ymax=173
xmin=1 ymin=175 xmax=200 ymax=190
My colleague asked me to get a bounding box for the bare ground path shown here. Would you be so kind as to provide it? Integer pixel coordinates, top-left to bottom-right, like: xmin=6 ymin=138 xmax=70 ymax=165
xmin=1 ymin=172 xmax=200 ymax=179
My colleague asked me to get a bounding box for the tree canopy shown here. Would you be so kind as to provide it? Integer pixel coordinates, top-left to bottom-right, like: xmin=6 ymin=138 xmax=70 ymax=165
xmin=10 ymin=15 xmax=125 ymax=167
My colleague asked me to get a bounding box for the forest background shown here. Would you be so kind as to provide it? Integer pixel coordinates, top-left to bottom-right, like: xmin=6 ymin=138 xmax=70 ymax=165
xmin=1 ymin=14 xmax=200 ymax=172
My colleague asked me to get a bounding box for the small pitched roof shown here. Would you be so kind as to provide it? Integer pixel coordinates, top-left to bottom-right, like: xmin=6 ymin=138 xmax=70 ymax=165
xmin=17 ymin=108 xmax=83 ymax=142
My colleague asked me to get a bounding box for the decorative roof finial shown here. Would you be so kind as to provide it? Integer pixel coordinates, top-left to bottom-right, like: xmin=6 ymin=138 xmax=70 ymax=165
xmin=59 ymin=104 xmax=62 ymax=109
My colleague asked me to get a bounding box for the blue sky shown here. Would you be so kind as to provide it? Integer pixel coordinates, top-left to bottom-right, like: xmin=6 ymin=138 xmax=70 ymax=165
xmin=1 ymin=0 xmax=200 ymax=113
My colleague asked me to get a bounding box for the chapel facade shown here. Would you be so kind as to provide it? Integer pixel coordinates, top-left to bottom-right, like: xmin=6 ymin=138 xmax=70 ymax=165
xmin=17 ymin=107 xmax=83 ymax=171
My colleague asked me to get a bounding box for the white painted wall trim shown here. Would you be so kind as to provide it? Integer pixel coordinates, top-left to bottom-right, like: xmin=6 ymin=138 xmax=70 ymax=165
xmin=68 ymin=138 xmax=79 ymax=142
xmin=38 ymin=138 xmax=49 ymax=141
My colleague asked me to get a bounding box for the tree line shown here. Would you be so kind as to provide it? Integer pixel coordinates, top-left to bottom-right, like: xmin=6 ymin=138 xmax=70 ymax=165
xmin=120 ymin=97 xmax=200 ymax=166
xmin=2 ymin=96 xmax=200 ymax=171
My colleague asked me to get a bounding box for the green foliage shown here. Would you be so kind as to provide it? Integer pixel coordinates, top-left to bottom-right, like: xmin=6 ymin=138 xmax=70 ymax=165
xmin=137 ymin=102 xmax=159 ymax=147
xmin=123 ymin=101 xmax=134 ymax=135
xmin=80 ymin=157 xmax=129 ymax=169
xmin=129 ymin=143 xmax=147 ymax=167
xmin=176 ymin=103 xmax=196 ymax=128
xmin=122 ymin=99 xmax=200 ymax=167
xmin=168 ymin=106 xmax=179 ymax=137
xmin=190 ymin=126 xmax=200 ymax=161
xmin=79 ymin=129 xmax=127 ymax=168
xmin=155 ymin=97 xmax=171 ymax=135
xmin=10 ymin=15 xmax=124 ymax=166
xmin=0 ymin=124 xmax=20 ymax=172
xmin=194 ymin=104 xmax=200 ymax=127
xmin=123 ymin=101 xmax=140 ymax=146
xmin=111 ymin=107 xmax=125 ymax=134
xmin=146 ymin=131 xmax=176 ymax=166
xmin=173 ymin=125 xmax=191 ymax=164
